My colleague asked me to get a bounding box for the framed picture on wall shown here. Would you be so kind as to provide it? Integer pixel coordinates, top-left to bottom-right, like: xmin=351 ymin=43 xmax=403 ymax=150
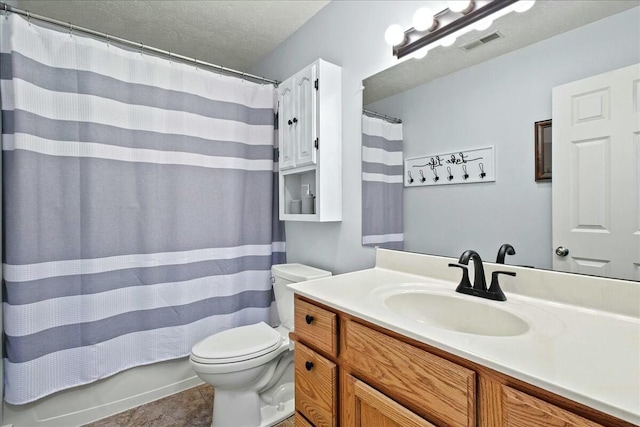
xmin=535 ymin=119 xmax=552 ymax=181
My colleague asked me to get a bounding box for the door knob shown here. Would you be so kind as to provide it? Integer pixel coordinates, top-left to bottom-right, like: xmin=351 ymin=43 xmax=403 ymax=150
xmin=555 ymin=246 xmax=569 ymax=257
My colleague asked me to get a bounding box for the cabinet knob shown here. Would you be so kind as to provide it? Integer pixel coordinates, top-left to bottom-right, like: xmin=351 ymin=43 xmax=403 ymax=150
xmin=305 ymin=361 xmax=314 ymax=371
xmin=292 ymin=117 xmax=298 ymax=123
xmin=287 ymin=119 xmax=293 ymax=126
xmin=305 ymin=314 xmax=314 ymax=324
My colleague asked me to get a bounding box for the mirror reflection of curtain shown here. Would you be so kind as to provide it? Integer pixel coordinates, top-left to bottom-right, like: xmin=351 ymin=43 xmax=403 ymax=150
xmin=361 ymin=114 xmax=403 ymax=250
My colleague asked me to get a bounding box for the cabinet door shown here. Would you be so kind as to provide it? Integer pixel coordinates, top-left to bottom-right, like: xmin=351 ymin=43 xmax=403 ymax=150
xmin=295 ymin=342 xmax=337 ymax=427
xmin=348 ymin=375 xmax=436 ymax=427
xmin=278 ymin=77 xmax=296 ymax=170
xmin=294 ymin=63 xmax=318 ymax=168
xmin=501 ymin=386 xmax=603 ymax=427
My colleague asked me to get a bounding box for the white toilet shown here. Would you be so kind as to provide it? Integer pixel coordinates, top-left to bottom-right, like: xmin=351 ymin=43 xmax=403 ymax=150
xmin=190 ymin=263 xmax=331 ymax=427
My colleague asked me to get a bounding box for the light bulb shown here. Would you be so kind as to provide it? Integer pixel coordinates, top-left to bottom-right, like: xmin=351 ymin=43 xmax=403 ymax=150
xmin=412 ymin=48 xmax=429 ymax=59
xmin=448 ymin=0 xmax=473 ymax=13
xmin=473 ymin=17 xmax=493 ymax=31
xmin=412 ymin=7 xmax=435 ymax=32
xmin=440 ymin=35 xmax=456 ymax=47
xmin=385 ymin=24 xmax=406 ymax=46
xmin=514 ymin=0 xmax=535 ymax=12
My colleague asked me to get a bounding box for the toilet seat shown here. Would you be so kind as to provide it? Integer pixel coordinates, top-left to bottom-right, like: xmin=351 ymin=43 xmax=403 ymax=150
xmin=191 ymin=322 xmax=283 ymax=365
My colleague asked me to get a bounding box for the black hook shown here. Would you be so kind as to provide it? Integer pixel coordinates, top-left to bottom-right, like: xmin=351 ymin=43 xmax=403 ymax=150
xmin=447 ymin=166 xmax=454 ymax=181
xmin=407 ymin=171 xmax=414 ymax=184
xmin=432 ymin=168 xmax=439 ymax=182
xmin=419 ymin=170 xmax=426 ymax=183
xmin=479 ymin=162 xmax=486 ymax=178
xmin=462 ymin=165 xmax=469 ymax=180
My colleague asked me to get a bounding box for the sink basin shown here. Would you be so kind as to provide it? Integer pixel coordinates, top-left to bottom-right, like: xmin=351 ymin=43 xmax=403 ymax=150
xmin=385 ymin=292 xmax=530 ymax=337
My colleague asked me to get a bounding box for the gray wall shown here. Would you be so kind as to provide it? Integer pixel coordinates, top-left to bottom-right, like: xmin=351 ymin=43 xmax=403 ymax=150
xmin=368 ymin=7 xmax=640 ymax=269
xmin=252 ymin=1 xmax=427 ymax=273
xmin=251 ymin=3 xmax=640 ymax=274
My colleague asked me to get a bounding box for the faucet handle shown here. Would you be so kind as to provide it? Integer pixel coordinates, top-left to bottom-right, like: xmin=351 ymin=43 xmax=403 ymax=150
xmin=488 ymin=271 xmax=515 ymax=301
xmin=448 ymin=263 xmax=472 ymax=291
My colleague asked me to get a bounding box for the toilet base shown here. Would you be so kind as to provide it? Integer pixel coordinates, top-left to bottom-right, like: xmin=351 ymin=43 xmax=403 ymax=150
xmin=258 ymin=394 xmax=294 ymax=427
xmin=208 ymin=384 xmax=294 ymax=427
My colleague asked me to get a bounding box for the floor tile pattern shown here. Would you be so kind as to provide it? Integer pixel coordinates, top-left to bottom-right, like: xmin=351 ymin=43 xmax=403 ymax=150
xmin=83 ymin=384 xmax=294 ymax=427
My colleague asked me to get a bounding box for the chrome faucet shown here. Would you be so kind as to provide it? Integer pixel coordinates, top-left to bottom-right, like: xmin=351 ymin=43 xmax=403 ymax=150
xmin=449 ymin=249 xmax=515 ymax=301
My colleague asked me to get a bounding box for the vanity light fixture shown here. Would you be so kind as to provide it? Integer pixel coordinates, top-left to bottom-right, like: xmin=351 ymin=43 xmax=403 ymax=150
xmin=385 ymin=0 xmax=535 ymax=60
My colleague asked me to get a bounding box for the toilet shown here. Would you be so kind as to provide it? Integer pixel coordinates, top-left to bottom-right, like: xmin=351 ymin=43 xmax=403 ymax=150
xmin=190 ymin=263 xmax=331 ymax=427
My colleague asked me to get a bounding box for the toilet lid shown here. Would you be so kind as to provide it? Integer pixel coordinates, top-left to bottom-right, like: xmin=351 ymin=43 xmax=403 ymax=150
xmin=191 ymin=322 xmax=282 ymax=364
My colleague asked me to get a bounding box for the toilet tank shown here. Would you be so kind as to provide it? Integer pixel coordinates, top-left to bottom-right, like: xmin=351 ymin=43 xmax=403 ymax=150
xmin=271 ymin=263 xmax=331 ymax=330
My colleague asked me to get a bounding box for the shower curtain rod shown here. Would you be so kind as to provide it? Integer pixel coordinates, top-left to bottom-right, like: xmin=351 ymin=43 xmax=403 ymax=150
xmin=0 ymin=2 xmax=279 ymax=87
xmin=363 ymin=108 xmax=402 ymax=124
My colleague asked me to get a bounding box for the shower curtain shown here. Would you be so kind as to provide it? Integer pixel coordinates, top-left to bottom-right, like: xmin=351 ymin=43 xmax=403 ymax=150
xmin=0 ymin=14 xmax=285 ymax=404
xmin=362 ymin=114 xmax=404 ymax=250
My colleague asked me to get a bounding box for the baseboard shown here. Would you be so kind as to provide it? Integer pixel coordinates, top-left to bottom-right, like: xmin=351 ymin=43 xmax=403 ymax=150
xmin=4 ymin=358 xmax=202 ymax=427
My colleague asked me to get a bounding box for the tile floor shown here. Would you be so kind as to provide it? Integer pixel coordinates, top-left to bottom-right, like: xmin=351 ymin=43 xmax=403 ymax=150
xmin=83 ymin=384 xmax=294 ymax=427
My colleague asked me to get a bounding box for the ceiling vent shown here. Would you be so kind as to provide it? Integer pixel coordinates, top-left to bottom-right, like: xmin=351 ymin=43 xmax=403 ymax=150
xmin=460 ymin=32 xmax=503 ymax=51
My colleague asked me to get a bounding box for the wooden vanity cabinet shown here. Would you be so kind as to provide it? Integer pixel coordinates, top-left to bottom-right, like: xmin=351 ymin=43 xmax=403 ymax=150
xmin=291 ymin=295 xmax=632 ymax=427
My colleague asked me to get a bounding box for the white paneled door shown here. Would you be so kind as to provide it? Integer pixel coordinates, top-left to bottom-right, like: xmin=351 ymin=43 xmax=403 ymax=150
xmin=552 ymin=63 xmax=640 ymax=280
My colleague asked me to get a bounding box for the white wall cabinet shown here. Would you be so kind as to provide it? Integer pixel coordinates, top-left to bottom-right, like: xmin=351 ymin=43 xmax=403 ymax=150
xmin=277 ymin=59 xmax=342 ymax=222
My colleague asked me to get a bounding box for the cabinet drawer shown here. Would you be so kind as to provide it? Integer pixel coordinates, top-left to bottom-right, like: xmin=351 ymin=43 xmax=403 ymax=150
xmin=502 ymin=386 xmax=603 ymax=427
xmin=344 ymin=320 xmax=476 ymax=427
xmin=295 ymin=342 xmax=337 ymax=427
xmin=294 ymin=298 xmax=338 ymax=356
xmin=295 ymin=412 xmax=315 ymax=427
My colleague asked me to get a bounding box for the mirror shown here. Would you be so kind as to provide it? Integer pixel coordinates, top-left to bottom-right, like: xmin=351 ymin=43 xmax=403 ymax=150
xmin=362 ymin=1 xmax=640 ymax=281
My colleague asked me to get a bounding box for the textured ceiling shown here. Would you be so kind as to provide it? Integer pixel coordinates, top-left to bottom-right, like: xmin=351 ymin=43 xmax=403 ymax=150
xmin=364 ymin=1 xmax=639 ymax=104
xmin=8 ymin=0 xmax=330 ymax=72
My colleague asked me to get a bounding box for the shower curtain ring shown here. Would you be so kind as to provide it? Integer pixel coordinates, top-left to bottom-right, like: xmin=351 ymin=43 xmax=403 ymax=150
xmin=139 ymin=42 xmax=144 ymax=56
xmin=26 ymin=11 xmax=30 ymax=25
xmin=106 ymin=34 xmax=110 ymax=47
xmin=4 ymin=3 xmax=8 ymax=19
xmin=241 ymin=73 xmax=246 ymax=83
xmin=69 ymin=23 xmax=73 ymax=37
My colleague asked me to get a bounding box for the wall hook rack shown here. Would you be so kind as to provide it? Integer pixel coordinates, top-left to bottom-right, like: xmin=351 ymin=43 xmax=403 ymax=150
xmin=405 ymin=146 xmax=495 ymax=187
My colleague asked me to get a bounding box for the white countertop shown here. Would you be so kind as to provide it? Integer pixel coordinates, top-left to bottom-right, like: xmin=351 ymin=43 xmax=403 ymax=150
xmin=288 ymin=265 xmax=640 ymax=425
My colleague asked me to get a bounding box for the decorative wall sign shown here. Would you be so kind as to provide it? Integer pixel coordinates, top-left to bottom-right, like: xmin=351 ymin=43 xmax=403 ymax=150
xmin=404 ymin=146 xmax=495 ymax=187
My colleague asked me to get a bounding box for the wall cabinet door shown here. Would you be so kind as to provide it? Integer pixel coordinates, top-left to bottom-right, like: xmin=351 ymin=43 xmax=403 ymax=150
xmin=278 ymin=78 xmax=296 ymax=170
xmin=294 ymin=63 xmax=318 ymax=168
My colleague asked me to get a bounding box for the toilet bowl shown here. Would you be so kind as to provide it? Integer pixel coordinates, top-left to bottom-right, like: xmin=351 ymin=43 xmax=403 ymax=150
xmin=190 ymin=263 xmax=331 ymax=427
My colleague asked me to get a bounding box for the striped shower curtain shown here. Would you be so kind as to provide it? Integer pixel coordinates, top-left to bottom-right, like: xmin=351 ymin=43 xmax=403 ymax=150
xmin=362 ymin=114 xmax=404 ymax=250
xmin=0 ymin=14 xmax=285 ymax=404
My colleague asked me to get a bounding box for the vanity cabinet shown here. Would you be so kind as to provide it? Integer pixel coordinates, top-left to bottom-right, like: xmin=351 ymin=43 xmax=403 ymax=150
xmin=277 ymin=59 xmax=342 ymax=222
xmin=292 ymin=295 xmax=633 ymax=427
